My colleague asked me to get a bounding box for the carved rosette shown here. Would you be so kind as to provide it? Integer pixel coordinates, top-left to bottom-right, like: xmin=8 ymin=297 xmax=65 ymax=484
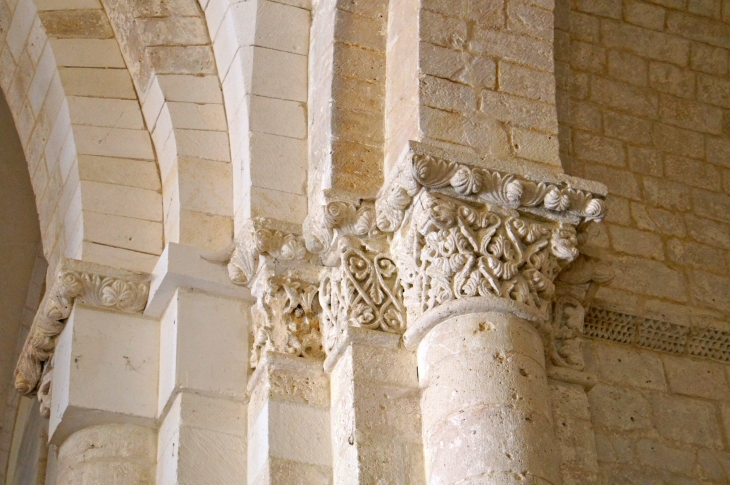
xmin=376 ymin=149 xmax=607 ymax=234
xmin=320 ymin=237 xmax=406 ymax=355
xmin=391 ymin=190 xmax=581 ymax=322
xmin=249 ymin=262 xmax=325 ymax=369
xmin=228 ymin=218 xmax=312 ymax=286
xmin=15 ymin=260 xmax=150 ymax=399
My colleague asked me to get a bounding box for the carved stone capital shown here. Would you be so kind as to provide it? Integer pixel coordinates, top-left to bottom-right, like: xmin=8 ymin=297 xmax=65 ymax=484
xmin=228 ymin=218 xmax=313 ymax=286
xmin=391 ymin=189 xmax=582 ymax=325
xmin=15 ymin=259 xmax=150 ymax=399
xmin=303 ymin=189 xmax=379 ymax=257
xmin=319 ymin=237 xmax=406 ymax=356
xmin=248 ymin=260 xmax=325 ymax=369
xmin=376 ymin=142 xmax=608 ymax=234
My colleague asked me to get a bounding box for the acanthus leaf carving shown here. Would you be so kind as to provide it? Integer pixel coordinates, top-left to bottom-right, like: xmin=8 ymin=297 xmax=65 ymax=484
xmin=304 ymin=196 xmax=380 ymax=256
xmin=392 ymin=191 xmax=580 ymax=322
xmin=15 ymin=260 xmax=150 ymax=399
xmin=228 ymin=218 xmax=312 ymax=286
xmin=249 ymin=261 xmax=325 ymax=369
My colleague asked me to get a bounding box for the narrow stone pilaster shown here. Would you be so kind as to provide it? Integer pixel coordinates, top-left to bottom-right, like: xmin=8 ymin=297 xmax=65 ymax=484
xmin=247 ymin=353 xmax=332 ymax=485
xmin=326 ymin=327 xmax=424 ymax=485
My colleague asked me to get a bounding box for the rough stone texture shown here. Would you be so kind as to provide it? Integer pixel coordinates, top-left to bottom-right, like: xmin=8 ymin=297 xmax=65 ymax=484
xmin=56 ymin=424 xmax=156 ymax=485
xmin=584 ymin=339 xmax=730 ymax=483
xmin=556 ymin=0 xmax=730 ymax=323
xmin=328 ymin=330 xmax=424 ymax=485
xmin=2 ymin=0 xmax=730 ymax=482
xmin=418 ymin=312 xmax=560 ymax=484
xmin=247 ymin=353 xmax=332 ymax=485
xmin=385 ymin=0 xmax=563 ymax=175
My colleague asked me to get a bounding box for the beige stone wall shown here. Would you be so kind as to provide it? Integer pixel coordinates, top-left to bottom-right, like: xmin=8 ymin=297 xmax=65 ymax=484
xmin=583 ymin=338 xmax=730 ymax=483
xmin=555 ymin=0 xmax=730 ymax=323
xmin=554 ymin=0 xmax=730 ymax=481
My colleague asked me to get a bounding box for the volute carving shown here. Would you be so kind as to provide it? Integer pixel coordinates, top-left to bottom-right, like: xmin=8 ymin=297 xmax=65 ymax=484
xmin=15 ymin=259 xmax=150 ymax=398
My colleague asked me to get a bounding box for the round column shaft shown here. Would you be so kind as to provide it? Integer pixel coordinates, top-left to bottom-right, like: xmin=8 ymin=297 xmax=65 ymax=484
xmin=56 ymin=424 xmax=155 ymax=485
xmin=417 ymin=311 xmax=560 ymax=485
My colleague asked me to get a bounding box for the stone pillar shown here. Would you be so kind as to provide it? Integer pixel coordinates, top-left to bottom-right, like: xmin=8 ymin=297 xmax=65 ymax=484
xmin=412 ymin=308 xmax=558 ymax=483
xmin=376 ymin=146 xmax=607 ymax=483
xmin=56 ymin=424 xmax=155 ymax=485
xmin=148 ymin=244 xmax=250 ymax=485
xmin=319 ymin=236 xmax=424 ymax=484
xmin=242 ymin=253 xmax=332 ymax=484
xmin=247 ymin=353 xmax=332 ymax=485
xmin=325 ymin=327 xmax=424 ymax=484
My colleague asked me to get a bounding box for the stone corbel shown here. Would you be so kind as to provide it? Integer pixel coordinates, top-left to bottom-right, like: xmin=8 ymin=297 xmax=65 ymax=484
xmin=14 ymin=258 xmax=150 ymax=410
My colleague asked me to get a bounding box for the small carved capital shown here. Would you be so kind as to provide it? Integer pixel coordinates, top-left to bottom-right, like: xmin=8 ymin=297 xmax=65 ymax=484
xmin=391 ymin=190 xmax=581 ymax=323
xmin=228 ymin=218 xmax=313 ymax=285
xmin=320 ymin=237 xmax=406 ymax=355
xmin=249 ymin=261 xmax=325 ymax=369
xmin=15 ymin=259 xmax=150 ymax=398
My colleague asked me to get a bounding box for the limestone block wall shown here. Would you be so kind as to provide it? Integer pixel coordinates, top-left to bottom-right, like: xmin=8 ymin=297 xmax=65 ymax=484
xmin=553 ymin=1 xmax=730 ymax=481
xmin=385 ymin=0 xmax=562 ymax=173
xmin=555 ymin=0 xmax=730 ymax=324
xmin=583 ymin=338 xmax=730 ymax=483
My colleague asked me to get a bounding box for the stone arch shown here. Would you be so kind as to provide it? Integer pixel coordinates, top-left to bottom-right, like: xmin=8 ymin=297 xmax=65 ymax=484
xmin=0 ymin=0 xmax=164 ymax=274
xmin=100 ymin=0 xmax=234 ymax=252
xmin=199 ymin=0 xmax=311 ymax=233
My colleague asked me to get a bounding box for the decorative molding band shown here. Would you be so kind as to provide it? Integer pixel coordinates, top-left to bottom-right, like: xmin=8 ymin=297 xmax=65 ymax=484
xmin=15 ymin=259 xmax=150 ymax=398
xmin=584 ymin=306 xmax=730 ymax=362
xmin=376 ymin=141 xmax=608 ymax=233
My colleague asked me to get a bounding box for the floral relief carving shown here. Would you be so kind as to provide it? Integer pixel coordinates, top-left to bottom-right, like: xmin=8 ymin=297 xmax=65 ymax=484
xmin=376 ymin=152 xmax=607 ymax=233
xmin=320 ymin=237 xmax=406 ymax=354
xmin=249 ymin=262 xmax=325 ymax=369
xmin=304 ymin=198 xmax=379 ymax=255
xmin=392 ymin=191 xmax=580 ymax=321
xmin=15 ymin=260 xmax=150 ymax=398
xmin=228 ymin=218 xmax=311 ymax=286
